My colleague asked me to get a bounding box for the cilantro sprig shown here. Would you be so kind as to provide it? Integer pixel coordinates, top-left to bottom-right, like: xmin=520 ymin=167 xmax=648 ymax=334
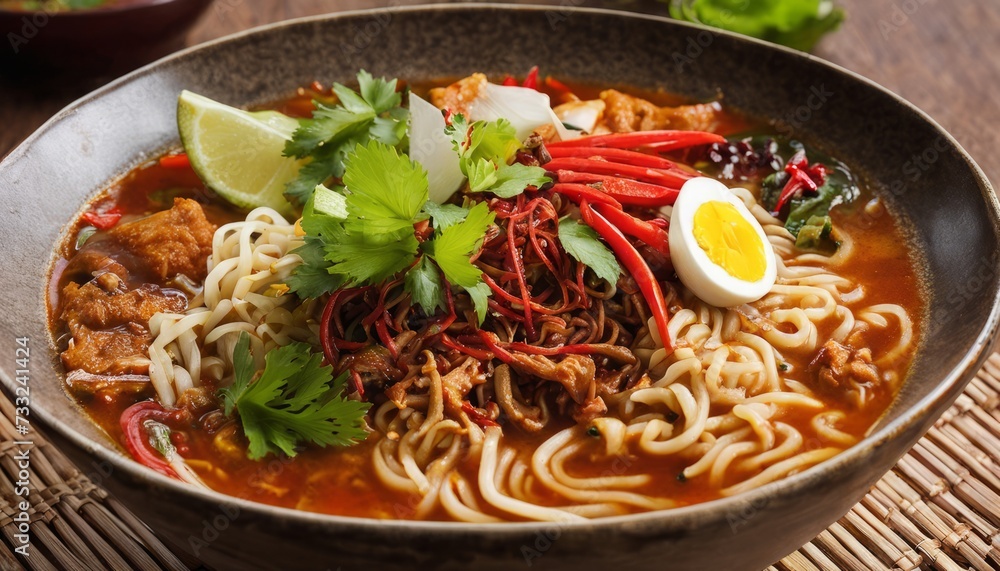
xmin=282 ymin=70 xmax=408 ymax=206
xmin=445 ymin=114 xmax=550 ymax=198
xmin=288 ymin=141 xmax=496 ymax=322
xmin=220 ymin=333 xmax=370 ymax=460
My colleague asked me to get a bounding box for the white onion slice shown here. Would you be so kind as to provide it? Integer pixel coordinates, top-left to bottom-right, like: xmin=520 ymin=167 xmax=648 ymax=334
xmin=470 ymin=83 xmax=577 ymax=141
xmin=409 ymin=93 xmax=466 ymax=204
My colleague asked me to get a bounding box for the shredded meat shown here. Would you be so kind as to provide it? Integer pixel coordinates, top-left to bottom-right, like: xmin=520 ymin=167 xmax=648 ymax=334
xmin=508 ymin=353 xmax=596 ymax=404
xmin=810 ymin=340 xmax=881 ymax=391
xmin=600 ymin=89 xmax=721 ymax=133
xmin=107 ymin=198 xmax=216 ymax=281
xmin=440 ymin=357 xmax=485 ymax=418
xmin=494 ymin=364 xmax=543 ymax=432
xmin=60 ymin=272 xmax=186 ymax=375
xmin=428 ymin=73 xmax=487 ymax=116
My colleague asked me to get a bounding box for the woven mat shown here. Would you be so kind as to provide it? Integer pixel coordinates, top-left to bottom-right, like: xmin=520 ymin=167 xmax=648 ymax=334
xmin=6 ymin=357 xmax=1000 ymax=571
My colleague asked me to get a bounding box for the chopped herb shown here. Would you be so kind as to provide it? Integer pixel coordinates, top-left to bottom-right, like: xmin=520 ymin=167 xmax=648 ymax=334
xmin=75 ymin=226 xmax=97 ymax=250
xmin=557 ymin=217 xmax=623 ymax=285
xmin=778 ymin=362 xmax=789 ymax=372
xmin=422 ymin=201 xmax=469 ymax=232
xmin=446 ymin=114 xmax=550 ymax=199
xmin=282 ymin=70 xmax=408 ymax=206
xmin=794 ymin=215 xmax=834 ymax=250
xmin=220 ymin=333 xmax=370 ymax=460
xmin=676 ymin=472 xmax=688 ymax=483
xmin=404 ymin=256 xmax=447 ymax=315
xmin=587 ymin=426 xmax=600 ymax=438
xmin=422 ymin=202 xmax=495 ymax=288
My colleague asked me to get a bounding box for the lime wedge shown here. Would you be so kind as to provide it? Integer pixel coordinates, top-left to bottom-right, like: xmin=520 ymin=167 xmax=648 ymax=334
xmin=177 ymin=90 xmax=304 ymax=216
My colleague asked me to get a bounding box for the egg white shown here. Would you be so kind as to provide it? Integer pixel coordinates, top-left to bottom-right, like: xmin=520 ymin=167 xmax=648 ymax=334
xmin=668 ymin=177 xmax=777 ymax=308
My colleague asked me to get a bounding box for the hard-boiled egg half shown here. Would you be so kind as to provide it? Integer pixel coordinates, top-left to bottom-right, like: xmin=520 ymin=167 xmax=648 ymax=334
xmin=668 ymin=177 xmax=777 ymax=307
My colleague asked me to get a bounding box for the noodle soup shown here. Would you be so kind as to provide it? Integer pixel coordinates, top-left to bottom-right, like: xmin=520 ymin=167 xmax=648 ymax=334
xmin=49 ymin=73 xmax=924 ymax=521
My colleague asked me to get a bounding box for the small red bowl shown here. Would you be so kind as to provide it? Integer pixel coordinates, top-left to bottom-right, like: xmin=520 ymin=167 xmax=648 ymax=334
xmin=0 ymin=0 xmax=214 ymax=77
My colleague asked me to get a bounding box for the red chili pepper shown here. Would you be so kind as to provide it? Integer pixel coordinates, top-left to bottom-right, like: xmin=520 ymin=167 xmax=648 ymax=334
xmin=521 ymin=66 xmax=539 ymax=90
xmin=81 ymin=206 xmax=122 ymax=230
xmin=461 ymin=400 xmax=501 ymax=428
xmin=773 ymin=151 xmax=828 ymax=214
xmin=120 ymin=401 xmax=180 ymax=479
xmin=502 ymin=75 xmax=518 ymax=87
xmin=158 ymin=153 xmax=191 ymax=169
xmin=440 ymin=333 xmax=493 ymax=361
xmin=579 ymin=202 xmax=673 ymax=352
xmin=350 ymin=370 xmax=366 ymax=399
xmin=546 ymin=146 xmax=684 ymax=171
xmin=591 ymin=203 xmax=671 ymax=258
xmin=544 ymin=75 xmax=573 ymax=94
xmin=544 ymin=157 xmax=691 ymax=189
xmin=554 ymin=171 xmax=680 ymax=207
xmin=550 ymin=182 xmax=623 ymax=209
xmin=546 ymin=129 xmax=726 ymax=150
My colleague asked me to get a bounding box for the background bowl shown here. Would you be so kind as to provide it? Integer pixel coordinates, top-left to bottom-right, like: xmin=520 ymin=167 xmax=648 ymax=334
xmin=1 ymin=5 xmax=998 ymax=571
xmin=0 ymin=0 xmax=214 ymax=77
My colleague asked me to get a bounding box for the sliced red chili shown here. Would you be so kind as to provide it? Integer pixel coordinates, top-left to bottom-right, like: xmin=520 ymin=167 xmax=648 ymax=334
xmin=81 ymin=206 xmax=122 ymax=230
xmin=158 ymin=153 xmax=191 ymax=169
xmin=579 ymin=202 xmax=674 ymax=352
xmin=591 ymin=203 xmax=671 ymax=258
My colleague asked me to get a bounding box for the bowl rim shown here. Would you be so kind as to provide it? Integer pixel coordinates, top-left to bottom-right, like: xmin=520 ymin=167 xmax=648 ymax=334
xmin=4 ymin=2 xmax=1000 ymax=535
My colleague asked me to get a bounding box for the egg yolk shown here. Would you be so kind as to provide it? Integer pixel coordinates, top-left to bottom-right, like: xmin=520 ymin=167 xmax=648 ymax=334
xmin=692 ymin=201 xmax=766 ymax=281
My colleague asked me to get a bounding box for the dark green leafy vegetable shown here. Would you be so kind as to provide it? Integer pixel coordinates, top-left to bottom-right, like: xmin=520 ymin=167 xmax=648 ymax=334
xmin=668 ymin=0 xmax=844 ymax=52
xmin=220 ymin=333 xmax=371 ymax=460
xmin=784 ymin=176 xmax=855 ymax=237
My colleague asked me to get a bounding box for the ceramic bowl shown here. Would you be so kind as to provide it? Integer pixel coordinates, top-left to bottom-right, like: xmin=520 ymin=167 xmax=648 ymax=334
xmin=1 ymin=5 xmax=998 ymax=570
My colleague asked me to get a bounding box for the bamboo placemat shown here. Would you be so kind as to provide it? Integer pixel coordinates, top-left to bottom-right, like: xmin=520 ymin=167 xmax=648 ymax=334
xmin=6 ymin=356 xmax=1000 ymax=570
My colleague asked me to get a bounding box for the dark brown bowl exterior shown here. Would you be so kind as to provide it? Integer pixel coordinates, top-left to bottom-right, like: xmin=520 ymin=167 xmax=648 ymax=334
xmin=0 ymin=0 xmax=213 ymax=76
xmin=1 ymin=5 xmax=998 ymax=571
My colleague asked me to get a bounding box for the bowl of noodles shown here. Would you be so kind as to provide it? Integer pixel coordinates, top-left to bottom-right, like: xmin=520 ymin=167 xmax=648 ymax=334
xmin=1 ymin=5 xmax=998 ymax=571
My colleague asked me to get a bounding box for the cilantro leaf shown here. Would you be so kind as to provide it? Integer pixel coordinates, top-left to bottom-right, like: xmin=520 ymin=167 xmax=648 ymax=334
xmin=342 ymin=140 xmax=429 ymax=233
xmin=404 ymin=256 xmax=446 ymax=314
xmin=558 ymin=217 xmax=622 ymax=285
xmin=287 ymin=237 xmax=345 ymax=298
xmin=465 ymin=282 xmax=491 ymax=325
xmin=282 ymin=70 xmax=408 ymax=206
xmin=325 ymin=226 xmax=419 ymax=285
xmin=423 ymin=201 xmax=469 ymax=232
xmin=487 ymin=162 xmax=550 ymax=199
xmin=423 ymin=202 xmax=494 ymax=288
xmin=357 ymin=70 xmax=401 ymax=113
xmin=220 ymin=333 xmax=370 ymax=460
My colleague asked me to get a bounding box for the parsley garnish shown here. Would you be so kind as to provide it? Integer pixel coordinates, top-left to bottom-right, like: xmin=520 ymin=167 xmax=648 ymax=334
xmin=282 ymin=70 xmax=408 ymax=206
xmin=446 ymin=114 xmax=550 ymax=199
xmin=220 ymin=333 xmax=371 ymax=460
xmin=558 ymin=217 xmax=622 ymax=285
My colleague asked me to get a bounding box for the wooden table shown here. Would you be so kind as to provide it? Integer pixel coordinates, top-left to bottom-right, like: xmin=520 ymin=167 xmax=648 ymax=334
xmin=1 ymin=0 xmax=998 ymax=190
